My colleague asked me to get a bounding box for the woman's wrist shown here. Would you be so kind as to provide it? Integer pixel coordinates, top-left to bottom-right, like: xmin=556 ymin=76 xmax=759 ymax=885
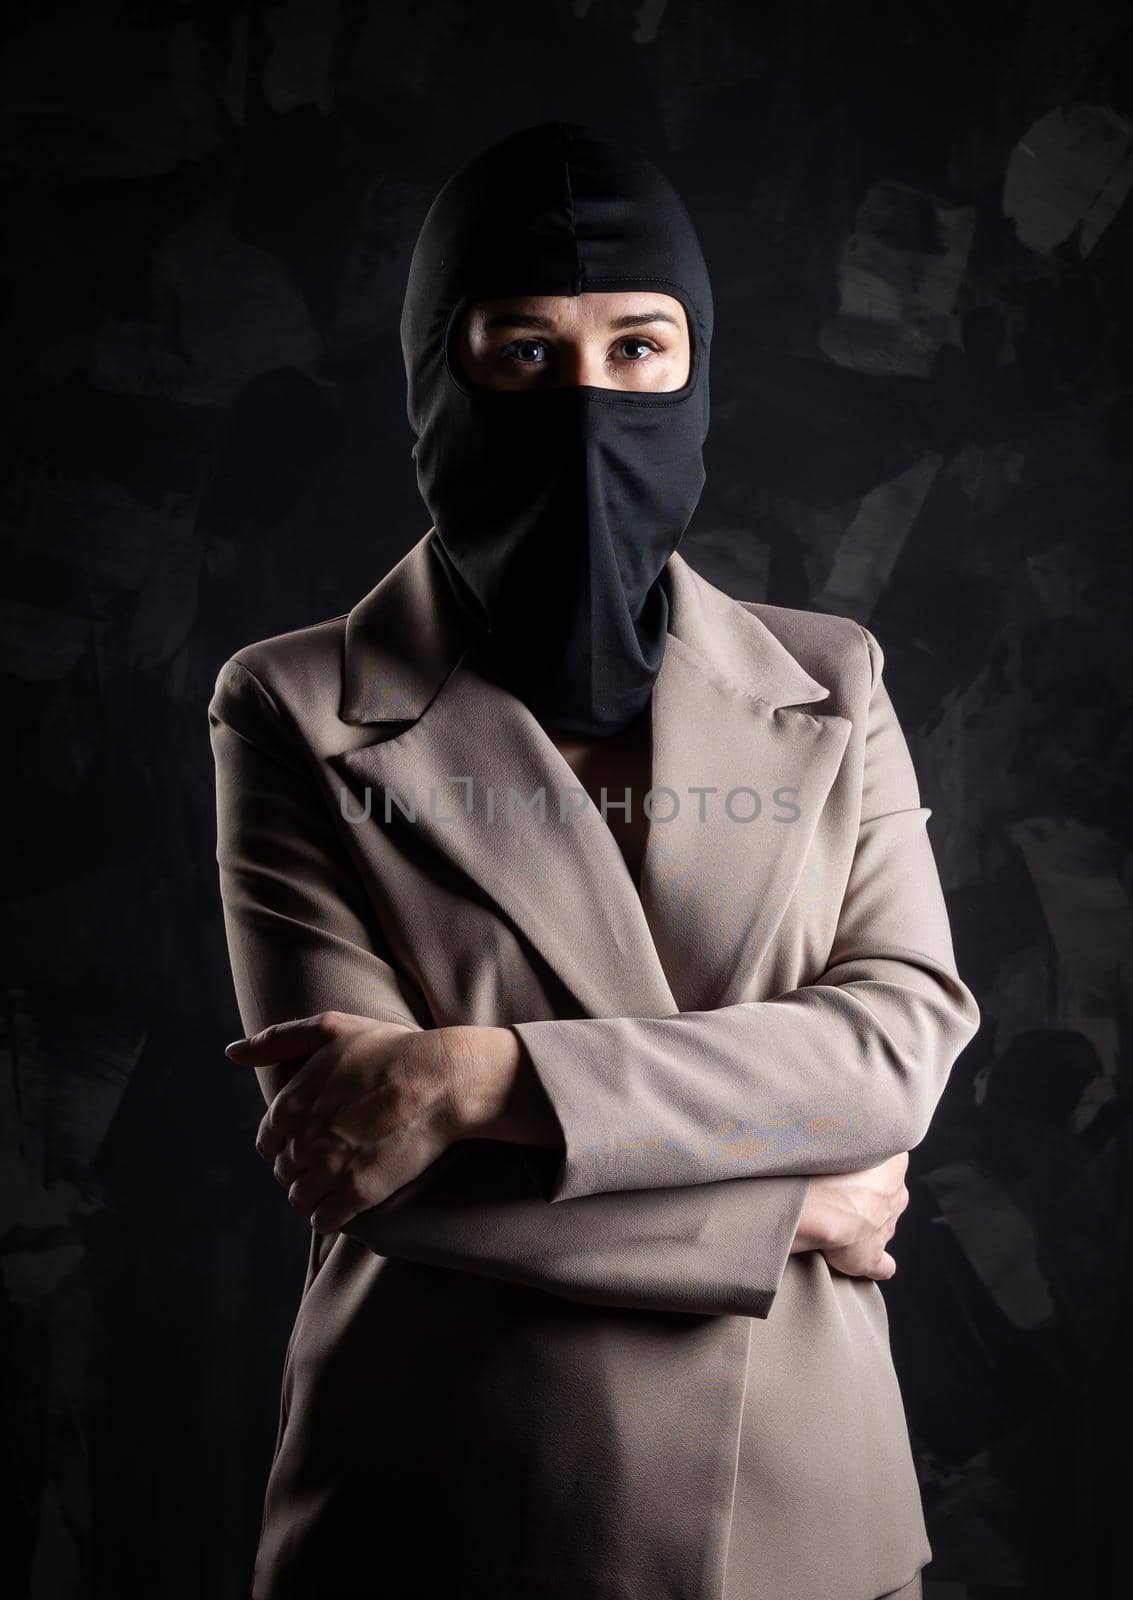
xmin=445 ymin=1025 xmax=563 ymax=1148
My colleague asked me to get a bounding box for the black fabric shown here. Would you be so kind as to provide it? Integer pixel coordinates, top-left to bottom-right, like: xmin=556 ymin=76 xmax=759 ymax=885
xmin=399 ymin=119 xmax=714 ymax=737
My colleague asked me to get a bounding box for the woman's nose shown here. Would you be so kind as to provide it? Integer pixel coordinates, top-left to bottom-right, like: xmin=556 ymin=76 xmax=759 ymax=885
xmin=549 ymin=347 xmax=618 ymax=390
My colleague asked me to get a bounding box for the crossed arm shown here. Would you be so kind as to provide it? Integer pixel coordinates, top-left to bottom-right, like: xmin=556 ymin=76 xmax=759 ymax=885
xmin=208 ymin=628 xmax=979 ymax=1321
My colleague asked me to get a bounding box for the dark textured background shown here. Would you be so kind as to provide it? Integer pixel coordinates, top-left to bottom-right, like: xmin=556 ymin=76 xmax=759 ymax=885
xmin=3 ymin=2 xmax=1131 ymax=1596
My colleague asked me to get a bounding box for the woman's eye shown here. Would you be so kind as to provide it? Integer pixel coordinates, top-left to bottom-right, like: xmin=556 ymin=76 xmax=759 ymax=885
xmin=616 ymin=338 xmax=658 ymax=362
xmin=501 ymin=338 xmax=548 ymax=364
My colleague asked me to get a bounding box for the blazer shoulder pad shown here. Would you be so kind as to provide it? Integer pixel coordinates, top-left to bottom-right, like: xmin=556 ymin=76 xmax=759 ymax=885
xmin=220 ymin=611 xmax=350 ymax=712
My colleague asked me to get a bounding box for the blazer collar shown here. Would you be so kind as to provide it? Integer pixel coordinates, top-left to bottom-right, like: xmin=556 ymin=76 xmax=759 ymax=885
xmin=341 ymin=528 xmax=831 ymax=726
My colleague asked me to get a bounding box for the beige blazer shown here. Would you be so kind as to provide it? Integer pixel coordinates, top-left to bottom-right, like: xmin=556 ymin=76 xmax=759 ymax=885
xmin=209 ymin=528 xmax=979 ymax=1600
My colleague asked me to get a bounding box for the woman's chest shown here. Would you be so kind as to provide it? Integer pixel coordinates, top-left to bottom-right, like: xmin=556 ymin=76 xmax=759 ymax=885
xmin=545 ymin=712 xmax=653 ymax=890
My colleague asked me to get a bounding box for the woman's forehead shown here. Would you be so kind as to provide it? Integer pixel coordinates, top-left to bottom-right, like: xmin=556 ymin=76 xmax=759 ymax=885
xmin=464 ymin=291 xmax=688 ymax=326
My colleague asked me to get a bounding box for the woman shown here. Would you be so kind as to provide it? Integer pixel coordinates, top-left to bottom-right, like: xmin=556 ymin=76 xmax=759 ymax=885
xmin=210 ymin=121 xmax=980 ymax=1600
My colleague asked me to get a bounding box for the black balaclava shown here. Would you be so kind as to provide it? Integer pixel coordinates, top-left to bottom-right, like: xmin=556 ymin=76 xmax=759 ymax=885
xmin=400 ymin=119 xmax=713 ymax=738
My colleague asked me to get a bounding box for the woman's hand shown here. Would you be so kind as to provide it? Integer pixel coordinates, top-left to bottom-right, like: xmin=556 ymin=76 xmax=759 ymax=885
xmin=789 ymin=1152 xmax=911 ymax=1281
xmin=226 ymin=1012 xmax=472 ymax=1233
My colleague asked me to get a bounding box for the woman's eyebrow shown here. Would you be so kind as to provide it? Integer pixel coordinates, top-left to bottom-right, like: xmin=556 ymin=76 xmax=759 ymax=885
xmin=482 ymin=309 xmax=681 ymax=331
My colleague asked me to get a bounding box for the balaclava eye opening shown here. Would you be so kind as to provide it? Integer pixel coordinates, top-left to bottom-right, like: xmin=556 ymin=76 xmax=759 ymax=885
xmin=400 ymin=119 xmax=714 ymax=738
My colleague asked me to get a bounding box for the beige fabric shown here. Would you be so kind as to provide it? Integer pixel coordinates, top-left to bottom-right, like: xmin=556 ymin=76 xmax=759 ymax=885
xmin=209 ymin=530 xmax=979 ymax=1600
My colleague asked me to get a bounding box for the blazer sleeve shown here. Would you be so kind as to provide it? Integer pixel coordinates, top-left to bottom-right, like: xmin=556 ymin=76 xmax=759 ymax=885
xmin=512 ymin=624 xmax=982 ymax=1203
xmin=208 ymin=656 xmax=809 ymax=1321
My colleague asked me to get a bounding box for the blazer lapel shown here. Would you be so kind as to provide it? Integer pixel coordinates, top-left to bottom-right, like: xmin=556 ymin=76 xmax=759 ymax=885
xmin=339 ymin=647 xmax=679 ymax=1019
xmin=334 ymin=531 xmax=851 ymax=1020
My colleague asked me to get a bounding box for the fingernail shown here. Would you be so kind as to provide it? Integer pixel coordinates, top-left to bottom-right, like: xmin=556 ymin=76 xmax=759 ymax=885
xmin=225 ymin=1039 xmax=251 ymax=1057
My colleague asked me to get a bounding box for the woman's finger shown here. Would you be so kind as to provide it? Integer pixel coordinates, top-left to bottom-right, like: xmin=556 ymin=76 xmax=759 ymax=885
xmin=309 ymin=1184 xmax=367 ymax=1236
xmin=273 ymin=1136 xmax=309 ymax=1188
xmin=285 ymin=1168 xmax=339 ymax=1219
xmin=255 ymin=1040 xmax=340 ymax=1160
xmin=226 ymin=1012 xmax=346 ymax=1064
